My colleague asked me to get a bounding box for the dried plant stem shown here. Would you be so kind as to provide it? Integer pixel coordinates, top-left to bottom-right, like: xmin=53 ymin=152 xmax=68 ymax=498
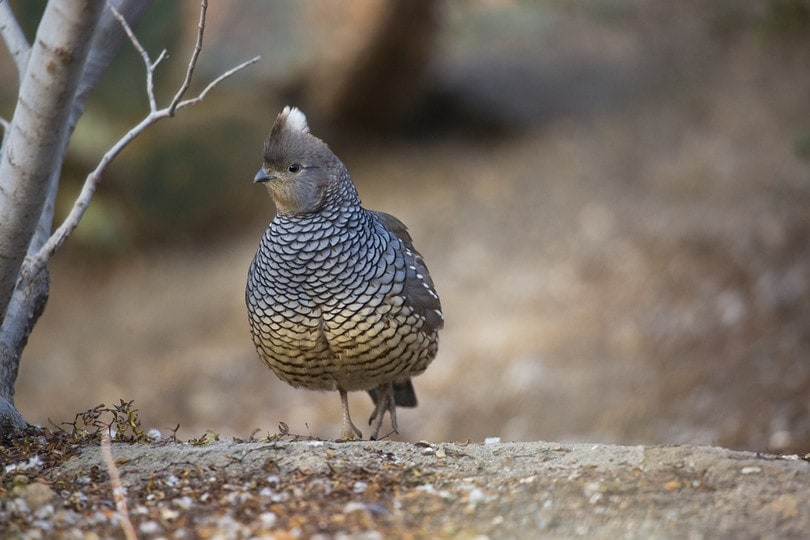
xmin=101 ymin=432 xmax=137 ymax=540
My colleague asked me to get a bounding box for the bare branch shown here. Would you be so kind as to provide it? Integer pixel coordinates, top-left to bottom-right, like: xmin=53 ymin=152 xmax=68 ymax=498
xmin=25 ymin=114 xmax=154 ymax=279
xmin=101 ymin=433 xmax=138 ymax=540
xmin=173 ymin=55 xmax=261 ymax=112
xmin=105 ymin=1 xmax=164 ymax=112
xmin=168 ymin=0 xmax=208 ymax=116
xmin=20 ymin=1 xmax=259 ymax=283
xmin=0 ymin=0 xmax=31 ymax=76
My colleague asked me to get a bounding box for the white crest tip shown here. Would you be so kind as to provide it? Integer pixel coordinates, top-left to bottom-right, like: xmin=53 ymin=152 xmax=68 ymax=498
xmin=281 ymin=106 xmax=310 ymax=134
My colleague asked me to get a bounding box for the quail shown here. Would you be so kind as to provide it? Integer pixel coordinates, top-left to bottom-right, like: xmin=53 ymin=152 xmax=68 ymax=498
xmin=246 ymin=106 xmax=443 ymax=440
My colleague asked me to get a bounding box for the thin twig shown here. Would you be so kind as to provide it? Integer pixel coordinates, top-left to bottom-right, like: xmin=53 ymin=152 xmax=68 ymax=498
xmin=105 ymin=1 xmax=166 ymax=113
xmin=19 ymin=1 xmax=259 ymax=283
xmin=0 ymin=0 xmax=31 ymax=75
xmin=169 ymin=0 xmax=208 ymax=116
xmin=101 ymin=433 xmax=138 ymax=540
xmin=173 ymin=55 xmax=261 ymax=112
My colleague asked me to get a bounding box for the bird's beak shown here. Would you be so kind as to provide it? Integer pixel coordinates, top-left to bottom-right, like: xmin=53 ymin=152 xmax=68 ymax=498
xmin=253 ymin=168 xmax=275 ymax=183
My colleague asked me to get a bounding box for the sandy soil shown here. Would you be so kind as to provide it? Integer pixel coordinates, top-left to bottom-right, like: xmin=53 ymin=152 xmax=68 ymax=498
xmin=14 ymin=3 xmax=810 ymax=453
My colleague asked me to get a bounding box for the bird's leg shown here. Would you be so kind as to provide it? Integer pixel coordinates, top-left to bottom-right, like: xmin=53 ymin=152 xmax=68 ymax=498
xmin=368 ymin=382 xmax=398 ymax=440
xmin=338 ymin=389 xmax=363 ymax=440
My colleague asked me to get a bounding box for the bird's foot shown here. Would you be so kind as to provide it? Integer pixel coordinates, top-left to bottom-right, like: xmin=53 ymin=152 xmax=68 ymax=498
xmin=339 ymin=421 xmax=363 ymax=441
xmin=368 ymin=382 xmax=398 ymax=440
xmin=339 ymin=389 xmax=363 ymax=440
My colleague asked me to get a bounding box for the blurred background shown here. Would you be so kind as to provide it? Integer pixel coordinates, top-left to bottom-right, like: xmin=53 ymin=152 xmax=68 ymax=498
xmin=3 ymin=0 xmax=809 ymax=452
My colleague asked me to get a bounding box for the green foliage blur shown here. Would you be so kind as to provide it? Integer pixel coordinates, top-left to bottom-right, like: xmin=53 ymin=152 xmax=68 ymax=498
xmin=7 ymin=2 xmax=271 ymax=253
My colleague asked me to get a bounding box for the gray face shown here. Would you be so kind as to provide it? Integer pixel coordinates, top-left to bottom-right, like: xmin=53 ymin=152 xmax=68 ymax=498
xmin=254 ymin=110 xmax=339 ymax=215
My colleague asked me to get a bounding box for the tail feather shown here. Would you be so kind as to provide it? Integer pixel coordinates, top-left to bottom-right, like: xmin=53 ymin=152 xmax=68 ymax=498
xmin=368 ymin=380 xmax=418 ymax=408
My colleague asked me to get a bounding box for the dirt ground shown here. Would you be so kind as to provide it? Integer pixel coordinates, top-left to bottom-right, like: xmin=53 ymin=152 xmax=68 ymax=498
xmin=13 ymin=2 xmax=810 ymax=453
xmin=2 ymin=430 xmax=809 ymax=538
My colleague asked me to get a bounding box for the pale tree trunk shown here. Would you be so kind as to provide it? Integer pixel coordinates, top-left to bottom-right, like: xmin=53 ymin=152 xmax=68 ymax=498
xmin=0 ymin=0 xmax=257 ymax=435
xmin=0 ymin=0 xmax=151 ymax=434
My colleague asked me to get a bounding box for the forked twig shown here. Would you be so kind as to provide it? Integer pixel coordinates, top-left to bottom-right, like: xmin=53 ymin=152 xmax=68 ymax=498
xmin=20 ymin=1 xmax=259 ymax=284
xmin=169 ymin=0 xmax=208 ymax=116
xmin=106 ymin=1 xmax=168 ymax=113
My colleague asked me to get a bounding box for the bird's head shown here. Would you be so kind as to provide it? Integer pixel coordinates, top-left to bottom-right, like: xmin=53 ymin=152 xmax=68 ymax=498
xmin=254 ymin=106 xmax=347 ymax=215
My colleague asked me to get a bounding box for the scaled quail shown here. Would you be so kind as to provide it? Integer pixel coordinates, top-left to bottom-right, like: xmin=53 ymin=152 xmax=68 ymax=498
xmin=246 ymin=106 xmax=443 ymax=440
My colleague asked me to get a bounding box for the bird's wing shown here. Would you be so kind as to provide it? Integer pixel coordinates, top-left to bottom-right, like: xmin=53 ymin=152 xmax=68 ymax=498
xmin=371 ymin=211 xmax=444 ymax=334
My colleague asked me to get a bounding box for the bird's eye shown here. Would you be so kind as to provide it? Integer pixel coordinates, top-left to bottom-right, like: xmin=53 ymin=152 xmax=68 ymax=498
xmin=288 ymin=163 xmax=301 ymax=173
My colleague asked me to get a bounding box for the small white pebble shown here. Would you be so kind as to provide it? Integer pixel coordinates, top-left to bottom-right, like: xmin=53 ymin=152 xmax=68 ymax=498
xmin=741 ymin=466 xmax=761 ymax=475
xmin=214 ymin=515 xmax=241 ymax=531
xmin=174 ymin=496 xmax=194 ymax=510
xmin=343 ymin=502 xmax=368 ymax=514
xmin=484 ymin=437 xmax=501 ymax=445
xmin=415 ymin=483 xmax=451 ymax=498
xmin=260 ymin=512 xmax=277 ymax=527
xmin=468 ymin=488 xmax=486 ymax=503
xmin=33 ymin=504 xmax=55 ymax=519
xmin=583 ymin=481 xmax=603 ymax=498
xmin=88 ymin=511 xmax=109 ymax=525
xmin=139 ymin=520 xmax=161 ymax=534
xmin=353 ymin=481 xmax=368 ymax=494
xmin=147 ymin=428 xmax=162 ymax=441
xmin=308 ymin=440 xmax=325 ymax=447
xmin=5 ymin=455 xmax=43 ymax=473
xmin=165 ymin=474 xmax=180 ymax=487
xmin=30 ymin=519 xmax=53 ymax=534
xmin=160 ymin=507 xmax=180 ymax=521
xmin=131 ymin=504 xmax=149 ymax=515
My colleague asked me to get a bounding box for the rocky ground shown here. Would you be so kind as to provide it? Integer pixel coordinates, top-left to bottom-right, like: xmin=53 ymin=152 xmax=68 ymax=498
xmin=2 ymin=421 xmax=809 ymax=538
